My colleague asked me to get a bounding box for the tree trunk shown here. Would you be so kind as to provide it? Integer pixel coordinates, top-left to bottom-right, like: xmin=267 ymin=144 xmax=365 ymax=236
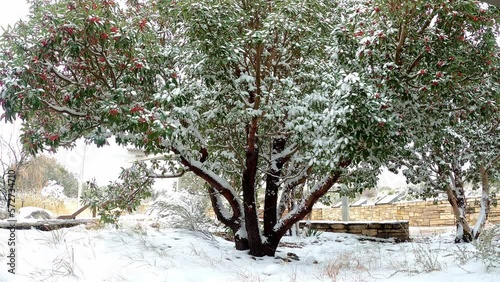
xmin=472 ymin=164 xmax=490 ymax=239
xmin=242 ymin=144 xmax=262 ymax=256
xmin=264 ymin=138 xmax=286 ymax=236
xmin=445 ymin=161 xmax=472 ymax=243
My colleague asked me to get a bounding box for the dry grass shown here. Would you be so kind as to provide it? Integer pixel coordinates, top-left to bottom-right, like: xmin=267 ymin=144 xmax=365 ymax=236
xmin=30 ymin=243 xmax=82 ymax=281
xmin=323 ymin=252 xmax=369 ymax=282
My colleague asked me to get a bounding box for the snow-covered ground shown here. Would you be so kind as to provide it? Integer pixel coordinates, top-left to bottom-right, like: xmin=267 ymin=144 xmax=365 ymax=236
xmin=0 ymin=215 xmax=498 ymax=282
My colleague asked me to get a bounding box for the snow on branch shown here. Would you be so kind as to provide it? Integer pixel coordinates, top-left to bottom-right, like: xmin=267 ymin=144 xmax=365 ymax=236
xmin=270 ymin=143 xmax=298 ymax=163
xmin=41 ymin=99 xmax=86 ymax=117
xmin=174 ymin=148 xmax=243 ymax=219
xmin=209 ymin=188 xmax=233 ymax=223
xmin=148 ymin=170 xmax=185 ymax=179
xmin=44 ymin=60 xmax=81 ymax=86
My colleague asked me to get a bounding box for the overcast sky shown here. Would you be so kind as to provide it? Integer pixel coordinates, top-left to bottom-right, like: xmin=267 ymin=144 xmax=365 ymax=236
xmin=0 ymin=0 xmax=407 ymax=190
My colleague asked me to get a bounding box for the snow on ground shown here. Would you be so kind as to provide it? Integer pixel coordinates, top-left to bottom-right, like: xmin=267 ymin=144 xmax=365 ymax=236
xmin=0 ymin=216 xmax=498 ymax=282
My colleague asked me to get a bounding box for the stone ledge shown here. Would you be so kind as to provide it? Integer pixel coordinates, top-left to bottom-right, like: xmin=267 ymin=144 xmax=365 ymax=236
xmin=299 ymin=220 xmax=410 ymax=242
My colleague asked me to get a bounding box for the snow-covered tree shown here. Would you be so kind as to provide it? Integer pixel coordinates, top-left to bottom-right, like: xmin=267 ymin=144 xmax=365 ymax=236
xmin=1 ymin=0 xmax=498 ymax=256
xmin=362 ymin=0 xmax=500 ymax=242
xmin=41 ymin=180 xmax=66 ymax=200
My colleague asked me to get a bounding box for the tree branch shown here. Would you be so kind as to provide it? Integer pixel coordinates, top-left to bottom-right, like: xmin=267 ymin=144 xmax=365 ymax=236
xmin=148 ymin=170 xmax=185 ymax=179
xmin=41 ymin=99 xmax=87 ymax=117
xmin=174 ymin=149 xmax=242 ymax=222
xmin=395 ymin=23 xmax=407 ymax=65
xmin=275 ymin=167 xmax=346 ymax=237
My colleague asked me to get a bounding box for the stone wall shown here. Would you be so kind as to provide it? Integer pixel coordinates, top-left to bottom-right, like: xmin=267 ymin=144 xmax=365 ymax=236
xmin=299 ymin=220 xmax=410 ymax=241
xmin=310 ymin=198 xmax=500 ymax=227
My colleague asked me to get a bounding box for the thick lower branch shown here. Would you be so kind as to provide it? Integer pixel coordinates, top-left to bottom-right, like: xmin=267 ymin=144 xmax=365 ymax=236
xmin=41 ymin=100 xmax=86 ymax=117
xmin=208 ymin=186 xmax=240 ymax=231
xmin=277 ymin=166 xmax=312 ymax=218
xmin=275 ymin=162 xmax=349 ymax=238
xmin=177 ymin=155 xmax=242 ymax=221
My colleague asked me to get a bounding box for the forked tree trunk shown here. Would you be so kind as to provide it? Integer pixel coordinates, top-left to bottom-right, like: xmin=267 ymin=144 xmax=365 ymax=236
xmin=182 ymin=143 xmax=348 ymax=257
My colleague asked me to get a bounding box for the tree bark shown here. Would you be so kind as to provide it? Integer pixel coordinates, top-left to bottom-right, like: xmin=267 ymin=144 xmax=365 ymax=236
xmin=472 ymin=164 xmax=490 ymax=239
xmin=439 ymin=160 xmax=472 ymax=243
xmin=446 ymin=185 xmax=473 ymax=243
xmin=242 ymin=146 xmax=262 ymax=256
xmin=264 ymin=138 xmax=286 ymax=236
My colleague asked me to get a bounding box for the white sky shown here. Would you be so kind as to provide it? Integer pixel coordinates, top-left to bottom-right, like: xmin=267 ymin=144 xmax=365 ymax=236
xmin=0 ymin=0 xmax=406 ymax=189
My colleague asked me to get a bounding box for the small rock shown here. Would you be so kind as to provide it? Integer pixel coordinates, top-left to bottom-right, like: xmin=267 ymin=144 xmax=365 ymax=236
xmin=287 ymin=252 xmax=300 ymax=261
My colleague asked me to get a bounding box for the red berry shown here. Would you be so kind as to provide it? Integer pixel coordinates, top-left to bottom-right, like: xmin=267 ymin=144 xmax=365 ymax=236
xmin=89 ymin=17 xmax=101 ymax=24
xmin=109 ymin=108 xmax=119 ymax=116
xmin=130 ymin=105 xmax=144 ymax=114
xmin=48 ymin=134 xmax=59 ymax=141
xmin=354 ymin=31 xmax=364 ymax=37
xmin=139 ymin=19 xmax=147 ymax=30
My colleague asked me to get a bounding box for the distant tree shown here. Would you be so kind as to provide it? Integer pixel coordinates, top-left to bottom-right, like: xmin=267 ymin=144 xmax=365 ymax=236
xmin=16 ymin=155 xmax=79 ymax=198
xmin=370 ymin=0 xmax=500 ymax=242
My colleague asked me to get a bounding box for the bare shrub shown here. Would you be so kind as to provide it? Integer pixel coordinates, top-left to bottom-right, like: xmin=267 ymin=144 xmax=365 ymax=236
xmin=412 ymin=241 xmax=443 ymax=272
xmin=473 ymin=224 xmax=500 ymax=270
xmin=148 ymin=191 xmax=214 ymax=239
xmin=323 ymin=252 xmax=368 ymax=282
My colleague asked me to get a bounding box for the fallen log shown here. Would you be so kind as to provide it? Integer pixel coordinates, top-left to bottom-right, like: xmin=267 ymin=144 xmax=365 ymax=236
xmin=0 ymin=219 xmax=97 ymax=231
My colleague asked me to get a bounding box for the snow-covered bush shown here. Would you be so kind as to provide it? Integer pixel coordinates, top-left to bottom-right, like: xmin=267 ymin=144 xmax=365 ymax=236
xmin=41 ymin=180 xmax=67 ymax=200
xmin=81 ymin=164 xmax=154 ymax=224
xmin=148 ymin=191 xmax=213 ymax=239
